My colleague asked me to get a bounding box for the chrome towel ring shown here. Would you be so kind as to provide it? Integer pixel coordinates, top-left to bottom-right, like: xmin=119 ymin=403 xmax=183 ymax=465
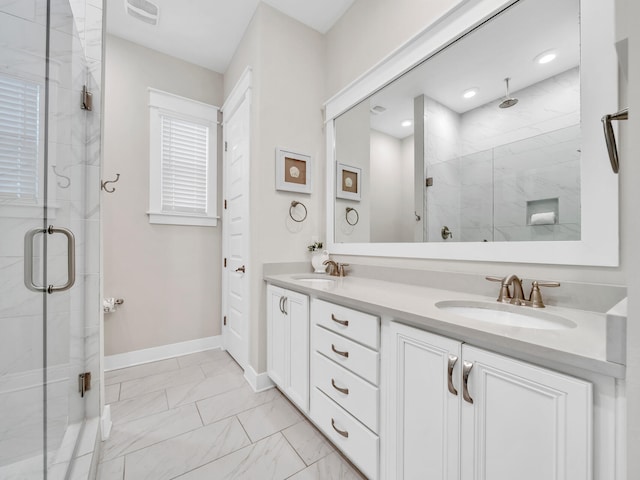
xmin=345 ymin=207 xmax=359 ymax=226
xmin=289 ymin=200 xmax=307 ymax=222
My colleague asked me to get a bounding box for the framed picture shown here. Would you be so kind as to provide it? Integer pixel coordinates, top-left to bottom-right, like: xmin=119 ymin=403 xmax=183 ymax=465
xmin=275 ymin=147 xmax=312 ymax=194
xmin=336 ymin=163 xmax=361 ymax=201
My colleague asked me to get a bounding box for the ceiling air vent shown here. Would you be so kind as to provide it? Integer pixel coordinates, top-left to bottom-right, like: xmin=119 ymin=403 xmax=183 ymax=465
xmin=370 ymin=105 xmax=386 ymax=115
xmin=125 ymin=0 xmax=159 ymax=26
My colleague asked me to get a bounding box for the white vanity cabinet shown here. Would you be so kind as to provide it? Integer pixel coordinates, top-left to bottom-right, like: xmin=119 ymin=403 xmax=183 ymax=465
xmin=310 ymin=299 xmax=381 ymax=480
xmin=387 ymin=321 xmax=593 ymax=480
xmin=266 ymin=284 xmax=309 ymax=412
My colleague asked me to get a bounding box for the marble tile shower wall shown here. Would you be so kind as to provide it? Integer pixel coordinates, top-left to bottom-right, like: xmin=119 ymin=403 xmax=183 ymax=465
xmin=0 ymin=0 xmax=102 ymax=468
xmin=420 ymin=68 xmax=580 ymax=242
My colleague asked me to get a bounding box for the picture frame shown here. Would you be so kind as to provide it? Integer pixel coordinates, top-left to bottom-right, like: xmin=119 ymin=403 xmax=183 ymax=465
xmin=336 ymin=163 xmax=361 ymax=201
xmin=275 ymin=147 xmax=312 ymax=194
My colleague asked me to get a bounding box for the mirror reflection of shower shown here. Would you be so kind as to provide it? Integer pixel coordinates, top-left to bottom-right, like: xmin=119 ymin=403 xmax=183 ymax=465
xmin=499 ymin=77 xmax=519 ymax=108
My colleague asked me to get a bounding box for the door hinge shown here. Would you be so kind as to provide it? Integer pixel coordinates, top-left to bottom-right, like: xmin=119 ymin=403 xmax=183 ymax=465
xmin=78 ymin=372 xmax=91 ymax=397
xmin=224 ymin=258 xmax=227 ymax=268
xmin=81 ymin=85 xmax=93 ymax=111
xmin=426 ymin=177 xmax=434 ymax=187
xmin=224 ymin=316 xmax=227 ymax=326
xmin=224 ymin=199 xmax=227 ymax=210
xmin=225 ymin=141 xmax=228 ymax=152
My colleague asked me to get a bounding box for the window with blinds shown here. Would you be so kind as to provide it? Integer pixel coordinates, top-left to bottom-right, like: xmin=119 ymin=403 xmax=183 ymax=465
xmin=148 ymin=88 xmax=218 ymax=226
xmin=0 ymin=75 xmax=40 ymax=201
xmin=160 ymin=115 xmax=209 ymax=214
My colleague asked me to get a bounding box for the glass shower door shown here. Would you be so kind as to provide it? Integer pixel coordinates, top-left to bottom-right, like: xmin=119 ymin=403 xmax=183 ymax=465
xmin=0 ymin=0 xmax=102 ymax=478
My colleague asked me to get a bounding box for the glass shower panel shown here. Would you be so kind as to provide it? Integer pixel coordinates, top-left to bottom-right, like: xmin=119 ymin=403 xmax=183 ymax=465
xmin=0 ymin=0 xmax=102 ymax=478
xmin=0 ymin=1 xmax=49 ymax=476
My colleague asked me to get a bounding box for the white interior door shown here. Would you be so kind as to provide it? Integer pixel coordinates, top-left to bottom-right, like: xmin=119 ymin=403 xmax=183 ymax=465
xmin=222 ymin=71 xmax=251 ymax=369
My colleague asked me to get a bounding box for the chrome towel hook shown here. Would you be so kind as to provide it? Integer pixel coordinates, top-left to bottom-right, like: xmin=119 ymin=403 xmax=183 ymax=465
xmin=602 ymin=108 xmax=628 ymax=173
xmin=289 ymin=200 xmax=307 ymax=222
xmin=101 ymin=173 xmax=120 ymax=193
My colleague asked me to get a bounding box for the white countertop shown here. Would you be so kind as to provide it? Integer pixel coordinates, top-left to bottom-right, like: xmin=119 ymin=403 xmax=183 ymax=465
xmin=265 ymin=273 xmax=626 ymax=378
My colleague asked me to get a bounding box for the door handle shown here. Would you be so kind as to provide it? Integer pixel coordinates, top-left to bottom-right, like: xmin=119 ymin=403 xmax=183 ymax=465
xmin=24 ymin=225 xmax=76 ymax=294
xmin=447 ymin=355 xmax=458 ymax=396
xmin=235 ymin=265 xmax=245 ymax=273
xmin=462 ymin=361 xmax=474 ymax=404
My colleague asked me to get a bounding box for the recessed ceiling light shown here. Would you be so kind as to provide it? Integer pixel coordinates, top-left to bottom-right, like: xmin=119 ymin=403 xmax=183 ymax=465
xmin=370 ymin=105 xmax=386 ymax=115
xmin=401 ymin=120 xmax=412 ymax=127
xmin=535 ymin=50 xmax=557 ymax=64
xmin=463 ymin=88 xmax=478 ymax=99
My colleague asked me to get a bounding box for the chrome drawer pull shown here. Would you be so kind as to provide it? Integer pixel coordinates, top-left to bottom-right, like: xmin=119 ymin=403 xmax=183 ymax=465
xmin=331 ymin=378 xmax=349 ymax=395
xmin=331 ymin=418 xmax=349 ymax=438
xmin=447 ymin=355 xmax=458 ymax=396
xmin=331 ymin=313 xmax=349 ymax=327
xmin=331 ymin=344 xmax=349 ymax=358
xmin=462 ymin=361 xmax=474 ymax=404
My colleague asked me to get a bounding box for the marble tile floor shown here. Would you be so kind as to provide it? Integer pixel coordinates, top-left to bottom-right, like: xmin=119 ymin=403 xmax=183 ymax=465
xmin=98 ymin=349 xmax=365 ymax=480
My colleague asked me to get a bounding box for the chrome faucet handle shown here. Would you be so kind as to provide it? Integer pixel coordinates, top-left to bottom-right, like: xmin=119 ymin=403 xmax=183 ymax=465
xmin=485 ymin=276 xmax=511 ymax=303
xmin=337 ymin=263 xmax=350 ymax=277
xmin=529 ymin=280 xmax=560 ymax=308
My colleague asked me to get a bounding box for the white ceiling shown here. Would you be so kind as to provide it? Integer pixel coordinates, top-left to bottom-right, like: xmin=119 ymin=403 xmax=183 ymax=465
xmin=106 ymin=0 xmax=355 ymax=73
xmin=367 ymin=0 xmax=580 ymax=139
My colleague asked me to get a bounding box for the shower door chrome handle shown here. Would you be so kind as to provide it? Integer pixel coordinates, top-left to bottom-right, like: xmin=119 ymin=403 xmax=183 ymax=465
xmin=47 ymin=226 xmax=76 ymax=293
xmin=24 ymin=226 xmax=76 ymax=294
xmin=24 ymin=227 xmax=46 ymax=292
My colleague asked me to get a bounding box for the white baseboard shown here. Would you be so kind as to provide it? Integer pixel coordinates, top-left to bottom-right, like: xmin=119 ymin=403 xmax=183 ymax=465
xmin=104 ymin=336 xmax=222 ymax=371
xmin=244 ymin=365 xmax=275 ymax=392
xmin=101 ymin=405 xmax=112 ymax=441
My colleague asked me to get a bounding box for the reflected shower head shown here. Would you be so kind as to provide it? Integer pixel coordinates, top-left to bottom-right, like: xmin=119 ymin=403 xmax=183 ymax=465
xmin=499 ymin=77 xmax=518 ymax=109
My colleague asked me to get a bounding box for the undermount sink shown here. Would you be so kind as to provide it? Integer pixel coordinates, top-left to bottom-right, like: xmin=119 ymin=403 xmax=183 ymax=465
xmin=436 ymin=300 xmax=577 ymax=330
xmin=293 ymin=275 xmax=336 ymax=287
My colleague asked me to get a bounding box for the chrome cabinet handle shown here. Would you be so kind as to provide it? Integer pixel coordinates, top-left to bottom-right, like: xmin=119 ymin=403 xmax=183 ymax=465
xmin=447 ymin=355 xmax=458 ymax=396
xmin=279 ymin=296 xmax=284 ymax=314
xmin=331 ymin=378 xmax=349 ymax=395
xmin=331 ymin=344 xmax=349 ymax=358
xmin=282 ymin=297 xmax=288 ymax=315
xmin=331 ymin=418 xmax=349 ymax=438
xmin=462 ymin=361 xmax=474 ymax=404
xmin=24 ymin=226 xmax=76 ymax=294
xmin=331 ymin=313 xmax=349 ymax=327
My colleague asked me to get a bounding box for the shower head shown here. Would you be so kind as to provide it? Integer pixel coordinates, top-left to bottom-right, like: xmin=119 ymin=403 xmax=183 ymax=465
xmin=499 ymin=77 xmax=518 ymax=109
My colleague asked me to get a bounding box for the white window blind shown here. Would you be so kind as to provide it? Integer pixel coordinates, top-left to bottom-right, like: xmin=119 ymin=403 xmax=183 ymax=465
xmin=0 ymin=75 xmax=40 ymax=200
xmin=160 ymin=115 xmax=209 ymax=214
xmin=148 ymin=88 xmax=218 ymax=227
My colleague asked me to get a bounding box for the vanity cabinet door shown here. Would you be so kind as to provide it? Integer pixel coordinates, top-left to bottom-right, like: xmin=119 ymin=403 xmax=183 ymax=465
xmin=387 ymin=322 xmax=462 ymax=480
xmin=266 ymin=284 xmax=310 ymax=412
xmin=267 ymin=285 xmax=287 ymax=388
xmin=460 ymin=345 xmax=592 ymax=480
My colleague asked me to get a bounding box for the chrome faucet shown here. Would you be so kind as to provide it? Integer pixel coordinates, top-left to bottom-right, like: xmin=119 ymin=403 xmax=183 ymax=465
xmin=323 ymin=259 xmax=349 ymax=277
xmin=486 ymin=275 xmax=560 ymax=308
xmin=502 ymin=274 xmax=526 ymax=306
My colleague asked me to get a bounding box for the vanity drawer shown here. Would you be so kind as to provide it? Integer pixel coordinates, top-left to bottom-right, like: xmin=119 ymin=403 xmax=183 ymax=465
xmin=311 ymin=299 xmax=379 ymax=349
xmin=313 ymin=325 xmax=379 ymax=385
xmin=311 ymin=387 xmax=379 ymax=480
xmin=312 ymin=352 xmax=379 ymax=433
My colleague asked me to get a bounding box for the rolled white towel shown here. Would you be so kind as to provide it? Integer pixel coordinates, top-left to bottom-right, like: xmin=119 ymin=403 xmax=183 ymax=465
xmin=530 ymin=212 xmax=556 ymax=225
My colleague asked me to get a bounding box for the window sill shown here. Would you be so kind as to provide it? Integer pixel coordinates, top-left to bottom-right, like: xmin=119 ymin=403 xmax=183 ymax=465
xmin=147 ymin=211 xmax=219 ymax=227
